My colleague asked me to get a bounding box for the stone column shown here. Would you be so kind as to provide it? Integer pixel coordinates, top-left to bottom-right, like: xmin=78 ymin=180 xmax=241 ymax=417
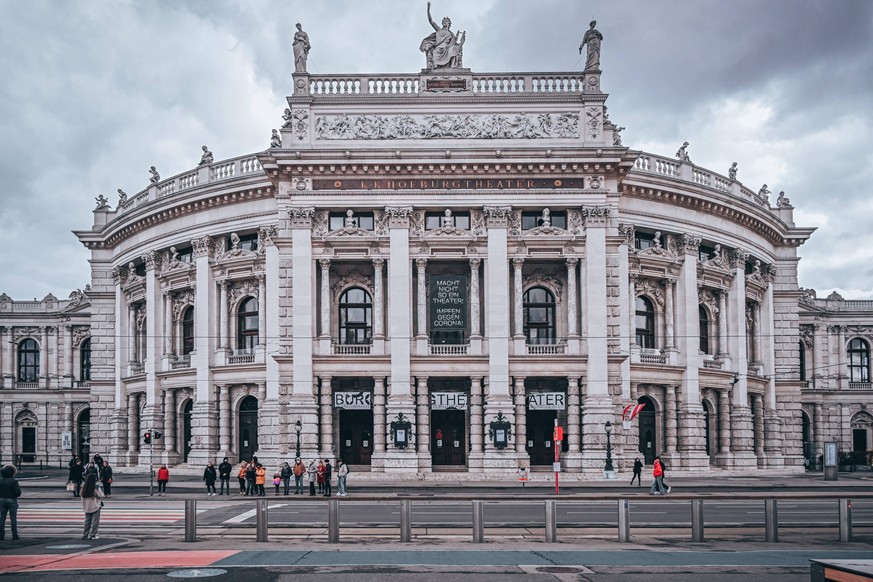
xmin=416 ymin=258 xmax=428 ymax=338
xmin=128 ymin=304 xmax=137 ymax=365
xmin=416 ymin=376 xmax=430 ymax=459
xmin=163 ymin=389 xmax=175 ymax=453
xmin=752 ymin=393 xmax=765 ymax=459
xmin=664 ymin=279 xmax=675 ymax=349
xmin=718 ymin=389 xmax=731 ymax=455
xmin=320 ymin=376 xmax=333 ymax=458
xmin=469 ymin=258 xmax=481 ymax=338
xmin=189 ymin=236 xmax=217 ymax=465
xmin=127 ymin=393 xmax=139 ymax=455
xmin=64 ymin=324 xmax=74 ymax=383
xmin=372 ymin=258 xmax=384 ymax=338
xmin=514 ymin=376 xmax=527 ymax=454
xmin=219 ymin=385 xmax=230 ymax=454
xmin=813 ymin=403 xmax=823 ymax=464
xmin=290 ymin=207 xmax=316 ymax=408
xmin=40 ymin=326 xmax=49 ymax=387
xmin=319 ymin=258 xmax=331 ymax=339
xmin=567 ymin=376 xmax=581 ymax=453
xmin=163 ymin=292 xmax=173 ymax=357
xmin=470 ymin=377 xmax=484 ymax=454
xmin=512 ymin=258 xmax=524 ymax=338
xmin=811 ymin=324 xmax=822 ymax=381
xmin=628 ymin=275 xmax=638 ymax=347
xmin=257 ymin=274 xmax=266 ymax=347
xmin=49 ymin=327 xmax=58 ymax=388
xmin=718 ymin=291 xmax=728 ymax=356
xmin=836 ymin=325 xmax=847 ymax=389
xmin=665 ymin=384 xmax=678 ymax=456
xmin=728 ymin=248 xmax=755 ymax=468
xmin=373 ymin=377 xmax=386 ymax=454
xmin=0 ymin=327 xmax=10 ymax=386
xmin=566 ymin=258 xmax=578 ymax=338
xmin=218 ymin=281 xmax=228 ymax=351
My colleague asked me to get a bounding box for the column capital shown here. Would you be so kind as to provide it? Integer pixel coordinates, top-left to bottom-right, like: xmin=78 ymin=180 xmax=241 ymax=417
xmin=415 ymin=257 xmax=428 ymax=269
xmin=141 ymin=250 xmax=158 ymax=270
xmin=729 ymin=247 xmax=749 ymax=270
xmin=580 ymin=205 xmax=610 ymax=225
xmin=469 ymin=257 xmax=481 ymax=268
xmin=191 ymin=236 xmax=213 ymax=258
xmin=565 ymin=257 xmax=579 ymax=268
xmin=288 ymin=206 xmax=316 ymax=228
xmin=512 ymin=257 xmax=525 ymax=268
xmin=372 ymin=257 xmax=384 ymax=269
xmin=483 ymin=205 xmax=513 ymax=228
xmin=384 ymin=206 xmax=414 ymax=228
xmin=319 ymin=257 xmax=331 ymax=269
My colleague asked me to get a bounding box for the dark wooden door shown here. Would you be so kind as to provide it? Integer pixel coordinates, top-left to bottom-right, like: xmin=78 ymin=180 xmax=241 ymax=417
xmin=431 ymin=410 xmax=466 ymax=466
xmin=638 ymin=397 xmax=657 ymax=465
xmin=239 ymin=396 xmax=258 ymax=462
xmin=22 ymin=427 xmax=36 ymax=463
xmin=182 ymin=400 xmax=193 ymax=462
xmin=339 ymin=409 xmax=373 ymax=465
xmin=526 ymin=410 xmax=557 ymax=466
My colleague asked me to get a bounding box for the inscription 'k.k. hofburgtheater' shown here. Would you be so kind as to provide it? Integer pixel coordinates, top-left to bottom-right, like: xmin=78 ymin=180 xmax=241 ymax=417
xmin=314 ymin=178 xmax=587 ymax=191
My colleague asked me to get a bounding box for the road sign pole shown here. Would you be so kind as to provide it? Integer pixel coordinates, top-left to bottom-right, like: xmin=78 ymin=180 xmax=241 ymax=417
xmin=149 ymin=430 xmax=154 ymax=497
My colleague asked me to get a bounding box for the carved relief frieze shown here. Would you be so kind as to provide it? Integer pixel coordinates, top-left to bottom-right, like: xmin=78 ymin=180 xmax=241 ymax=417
xmin=227 ymin=279 xmax=258 ymax=310
xmin=331 ymin=270 xmax=375 ymax=301
xmin=314 ymin=112 xmax=580 ymax=140
xmin=697 ymin=287 xmax=720 ymax=320
xmin=12 ymin=327 xmax=39 ymax=342
xmin=172 ymin=289 xmax=196 ymax=321
xmin=72 ymin=326 xmax=90 ymax=348
xmin=567 ymin=210 xmax=583 ymax=237
xmin=374 ymin=210 xmax=389 ymax=236
xmin=798 ymin=324 xmax=814 ymax=349
xmin=471 ymin=210 xmax=485 ymax=237
xmin=292 ymin=176 xmax=312 ymax=191
xmin=313 ymin=210 xmax=329 ymax=238
xmin=617 ymin=223 xmax=635 ymax=247
xmin=523 ymin=269 xmax=564 ymax=301
xmin=258 ymin=225 xmax=278 ymax=252
xmin=292 ymin=109 xmax=309 ymax=141
xmin=635 ymin=278 xmax=665 ymax=308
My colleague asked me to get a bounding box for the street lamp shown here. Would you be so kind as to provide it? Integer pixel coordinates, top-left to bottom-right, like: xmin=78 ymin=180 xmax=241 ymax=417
xmin=294 ymin=419 xmax=302 ymax=460
xmin=604 ymin=420 xmax=614 ymax=473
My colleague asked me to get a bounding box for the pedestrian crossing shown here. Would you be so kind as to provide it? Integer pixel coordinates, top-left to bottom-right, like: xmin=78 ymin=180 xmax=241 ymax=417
xmin=18 ymin=503 xmax=187 ymax=525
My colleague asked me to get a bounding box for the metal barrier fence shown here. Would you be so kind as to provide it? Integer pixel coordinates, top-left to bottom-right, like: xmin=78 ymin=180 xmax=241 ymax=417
xmin=181 ymin=495 xmax=865 ymax=544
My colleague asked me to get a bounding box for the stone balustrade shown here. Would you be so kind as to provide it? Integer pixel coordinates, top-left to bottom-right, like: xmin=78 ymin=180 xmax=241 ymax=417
xmin=305 ymin=72 xmax=586 ymax=96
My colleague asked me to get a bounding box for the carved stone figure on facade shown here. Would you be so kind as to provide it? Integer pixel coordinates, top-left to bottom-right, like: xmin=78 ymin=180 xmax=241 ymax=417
xmin=541 ymin=208 xmax=551 ymax=227
xmin=420 ymin=2 xmax=465 ymax=70
xmin=728 ymin=162 xmax=738 ymax=181
xmin=776 ymin=190 xmax=791 ymax=207
xmin=94 ymin=195 xmax=111 ymax=211
xmin=758 ymin=184 xmax=771 ymax=202
xmin=149 ymin=166 xmax=160 ymax=184
xmin=613 ymin=125 xmax=625 ymax=146
xmin=116 ymin=188 xmax=128 ymax=208
xmin=282 ymin=107 xmax=294 ymax=129
xmin=441 ymin=209 xmax=453 ymax=227
xmin=227 ymin=233 xmax=243 ymax=257
xmin=293 ymin=23 xmax=311 ymax=74
xmin=270 ymin=129 xmax=282 ymax=149
xmin=579 ymin=20 xmax=603 ymax=71
xmin=344 ymin=210 xmax=358 ymax=228
xmin=199 ymin=145 xmax=214 ymax=166
xmin=676 ymin=142 xmax=691 ymax=162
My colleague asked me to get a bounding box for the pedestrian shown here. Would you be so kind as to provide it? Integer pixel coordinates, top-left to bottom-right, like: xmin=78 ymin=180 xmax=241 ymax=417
xmin=630 ymin=457 xmax=642 ymax=486
xmin=660 ymin=458 xmax=671 ymax=494
xmin=80 ymin=473 xmax=105 ymax=540
xmin=237 ymin=461 xmax=248 ymax=494
xmin=323 ymin=459 xmax=333 ymax=497
xmin=255 ymin=463 xmax=267 ymax=496
xmin=245 ymin=462 xmax=257 ymax=496
xmin=157 ymin=464 xmax=170 ymax=496
xmin=316 ymin=460 xmax=326 ymax=495
xmin=68 ymin=454 xmax=79 ymax=471
xmin=68 ymin=458 xmax=85 ymax=498
xmin=308 ymin=459 xmax=318 ymax=496
xmin=203 ymin=462 xmax=217 ymax=496
xmin=336 ymin=459 xmax=348 ymax=496
xmin=293 ymin=458 xmax=306 ymax=494
xmin=85 ymin=460 xmax=99 ymax=479
xmin=273 ymin=472 xmax=282 ymax=495
xmin=0 ymin=464 xmax=21 ymax=541
xmin=218 ymin=457 xmax=232 ymax=495
xmin=281 ymin=462 xmax=292 ymax=495
xmin=93 ymin=452 xmax=104 ymax=471
xmin=649 ymin=456 xmax=665 ymax=495
xmin=101 ymin=460 xmax=114 ymax=498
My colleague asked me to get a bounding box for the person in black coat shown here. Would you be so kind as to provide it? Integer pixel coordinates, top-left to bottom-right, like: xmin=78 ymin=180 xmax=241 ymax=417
xmin=630 ymin=458 xmax=643 ymax=486
xmin=323 ymin=459 xmax=333 ymax=497
xmin=203 ymin=462 xmax=218 ymax=496
xmin=0 ymin=465 xmax=22 ymax=540
xmin=68 ymin=459 xmax=85 ymax=497
xmin=218 ymin=458 xmax=233 ymax=496
xmin=100 ymin=461 xmax=114 ymax=498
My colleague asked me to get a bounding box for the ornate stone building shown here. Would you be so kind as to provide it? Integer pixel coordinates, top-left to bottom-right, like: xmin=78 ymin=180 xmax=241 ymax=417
xmin=2 ymin=20 xmax=871 ymax=476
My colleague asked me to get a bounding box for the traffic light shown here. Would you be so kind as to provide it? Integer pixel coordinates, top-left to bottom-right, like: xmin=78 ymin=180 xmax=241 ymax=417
xmin=143 ymin=431 xmax=152 ymax=444
xmin=153 ymin=431 xmax=162 ymax=440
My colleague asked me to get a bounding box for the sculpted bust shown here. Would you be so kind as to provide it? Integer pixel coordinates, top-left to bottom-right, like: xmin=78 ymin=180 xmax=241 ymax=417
xmin=420 ymin=1 xmax=465 ymax=70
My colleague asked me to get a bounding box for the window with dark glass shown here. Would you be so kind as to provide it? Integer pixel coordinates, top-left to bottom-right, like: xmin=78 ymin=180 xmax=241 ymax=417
xmin=176 ymin=246 xmax=194 ymax=263
xmin=848 ymin=338 xmax=870 ymax=383
xmin=181 ymin=306 xmax=195 ymax=355
xmin=80 ymin=338 xmax=91 ymax=382
xmin=523 ymin=287 xmax=556 ymax=344
xmin=18 ymin=339 xmax=39 ymax=383
xmin=237 ymin=297 xmax=258 ymax=353
xmin=635 ymin=296 xmax=656 ymax=349
xmin=330 ymin=212 xmax=375 ymax=231
xmin=238 ymin=233 xmax=259 ymax=252
xmin=134 ymin=262 xmax=146 ymax=277
xmin=799 ymin=342 xmax=807 ymax=380
xmin=698 ymin=245 xmax=715 ymax=263
xmin=699 ymin=305 xmax=710 ymax=354
xmin=338 ymin=287 xmax=372 ymax=344
xmin=425 ymin=211 xmax=470 ymax=230
xmin=521 ymin=211 xmax=567 ymax=230
xmin=634 ymin=232 xmax=662 ymax=250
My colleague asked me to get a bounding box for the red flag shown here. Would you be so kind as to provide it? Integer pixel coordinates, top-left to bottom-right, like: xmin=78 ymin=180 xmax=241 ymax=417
xmin=622 ymin=404 xmax=634 ymax=420
xmin=629 ymin=403 xmax=646 ymax=420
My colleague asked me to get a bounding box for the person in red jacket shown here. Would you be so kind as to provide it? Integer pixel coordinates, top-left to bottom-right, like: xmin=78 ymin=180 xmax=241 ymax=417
xmin=649 ymin=456 xmax=665 ymax=495
xmin=156 ymin=464 xmax=170 ymax=496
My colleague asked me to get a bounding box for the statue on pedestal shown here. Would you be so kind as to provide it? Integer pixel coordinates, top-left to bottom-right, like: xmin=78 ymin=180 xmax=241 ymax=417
xmin=728 ymin=162 xmax=738 ymax=181
xmin=149 ymin=166 xmax=160 ymax=184
xmin=420 ymin=2 xmax=465 ymax=70
xmin=579 ymin=20 xmax=603 ymax=71
xmin=676 ymin=142 xmax=691 ymax=162
xmin=293 ymin=23 xmax=311 ymax=73
xmin=199 ymin=145 xmax=214 ymax=166
xmin=270 ymin=129 xmax=282 ymax=149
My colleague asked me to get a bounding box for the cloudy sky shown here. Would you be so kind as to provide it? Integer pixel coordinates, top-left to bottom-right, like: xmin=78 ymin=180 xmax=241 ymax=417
xmin=1 ymin=0 xmax=871 ymax=300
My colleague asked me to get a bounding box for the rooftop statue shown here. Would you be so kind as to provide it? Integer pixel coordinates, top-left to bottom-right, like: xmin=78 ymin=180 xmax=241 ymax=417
xmin=293 ymin=23 xmax=311 ymax=74
xmin=270 ymin=129 xmax=282 ymax=149
xmin=728 ymin=162 xmax=738 ymax=181
xmin=579 ymin=20 xmax=603 ymax=71
xmin=776 ymin=190 xmax=791 ymax=207
xmin=199 ymin=145 xmax=214 ymax=166
xmin=676 ymin=141 xmax=691 ymax=162
xmin=420 ymin=2 xmax=465 ymax=70
xmin=116 ymin=188 xmax=128 ymax=208
xmin=149 ymin=166 xmax=160 ymax=184
xmin=94 ymin=195 xmax=110 ymax=211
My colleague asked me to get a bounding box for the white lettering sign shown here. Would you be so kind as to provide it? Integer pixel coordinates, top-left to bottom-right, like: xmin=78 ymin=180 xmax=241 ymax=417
xmin=61 ymin=432 xmax=72 ymax=450
xmin=528 ymin=392 xmax=566 ymax=410
xmin=431 ymin=392 xmax=469 ymax=410
xmin=334 ymin=391 xmax=372 ymax=410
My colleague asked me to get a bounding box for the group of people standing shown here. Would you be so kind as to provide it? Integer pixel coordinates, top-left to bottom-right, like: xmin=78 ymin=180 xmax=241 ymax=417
xmin=67 ymin=453 xmax=114 ymax=498
xmin=229 ymin=457 xmax=348 ymax=498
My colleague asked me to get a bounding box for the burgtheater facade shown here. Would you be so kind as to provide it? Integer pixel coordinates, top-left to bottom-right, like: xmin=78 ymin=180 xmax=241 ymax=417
xmin=2 ymin=19 xmax=872 ymax=476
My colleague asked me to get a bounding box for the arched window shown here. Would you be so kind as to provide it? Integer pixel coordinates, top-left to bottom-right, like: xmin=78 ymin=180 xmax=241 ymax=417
xmin=698 ymin=305 xmax=710 ymax=354
xmin=523 ymin=287 xmax=556 ymax=344
xmin=80 ymin=338 xmax=91 ymax=382
xmin=339 ymin=287 xmax=372 ymax=344
xmin=635 ymin=296 xmax=656 ymax=349
xmin=848 ymin=338 xmax=870 ymax=383
xmin=18 ymin=339 xmax=39 ymax=383
xmin=181 ymin=307 xmax=195 ymax=355
xmin=237 ymin=297 xmax=258 ymax=353
xmin=799 ymin=342 xmax=807 ymax=381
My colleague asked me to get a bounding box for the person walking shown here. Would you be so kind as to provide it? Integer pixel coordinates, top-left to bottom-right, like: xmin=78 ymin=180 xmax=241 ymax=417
xmin=323 ymin=459 xmax=333 ymax=497
xmin=92 ymin=452 xmax=104 ymax=471
xmin=245 ymin=462 xmax=257 ymax=496
xmin=630 ymin=457 xmax=642 ymax=486
xmin=68 ymin=458 xmax=85 ymax=498
xmin=237 ymin=461 xmax=248 ymax=495
xmin=336 ymin=459 xmax=348 ymax=496
xmin=307 ymin=459 xmax=318 ymax=496
xmin=280 ymin=462 xmax=292 ymax=495
xmin=203 ymin=462 xmax=217 ymax=496
xmin=255 ymin=463 xmax=267 ymax=496
xmin=660 ymin=458 xmax=671 ymax=493
xmin=0 ymin=465 xmax=21 ymax=541
xmin=157 ymin=464 xmax=170 ymax=496
xmin=649 ymin=456 xmax=665 ymax=495
xmin=293 ymin=458 xmax=306 ymax=495
xmin=80 ymin=473 xmax=105 ymax=540
xmin=316 ymin=460 xmax=326 ymax=495
xmin=218 ymin=458 xmax=232 ymax=496
xmin=100 ymin=461 xmax=114 ymax=498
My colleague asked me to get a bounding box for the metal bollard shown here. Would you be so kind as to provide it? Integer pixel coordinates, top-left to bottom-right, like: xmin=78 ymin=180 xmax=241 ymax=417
xmin=472 ymin=500 xmax=484 ymax=543
xmin=839 ymin=498 xmax=853 ymax=542
xmin=764 ymin=499 xmax=778 ymax=543
xmin=691 ymin=499 xmax=704 ymax=542
xmin=256 ymin=499 xmax=269 ymax=542
xmin=328 ymin=499 xmax=340 ymax=543
xmin=544 ymin=500 xmax=557 ymax=543
xmin=617 ymin=499 xmax=630 ymax=543
xmin=400 ymin=499 xmax=412 ymax=543
xmin=184 ymin=499 xmax=197 ymax=542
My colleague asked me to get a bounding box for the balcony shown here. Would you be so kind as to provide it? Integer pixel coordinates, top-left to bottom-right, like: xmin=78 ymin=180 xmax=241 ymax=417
xmin=702 ymin=356 xmax=724 ymax=370
xmin=848 ymin=382 xmax=872 ymax=391
xmin=228 ymin=352 xmax=255 ymax=365
xmin=525 ymin=340 xmax=567 ymax=355
xmin=639 ymin=350 xmax=667 ymax=365
xmin=171 ymin=355 xmax=191 ymax=370
xmin=14 ymin=382 xmax=39 ymax=389
xmin=332 ymin=340 xmax=372 ymax=356
xmin=429 ymin=343 xmax=469 ymax=356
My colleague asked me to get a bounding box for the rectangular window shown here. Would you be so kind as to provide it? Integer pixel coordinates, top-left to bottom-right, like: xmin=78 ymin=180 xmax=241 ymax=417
xmin=176 ymin=247 xmax=194 ymax=263
xmin=521 ymin=211 xmax=566 ymax=230
xmin=634 ymin=232 xmax=661 ymax=250
xmin=425 ymin=212 xmax=469 ymax=230
xmin=238 ymin=234 xmax=258 ymax=252
xmin=698 ymin=245 xmax=715 ymax=263
xmin=330 ymin=212 xmax=375 ymax=231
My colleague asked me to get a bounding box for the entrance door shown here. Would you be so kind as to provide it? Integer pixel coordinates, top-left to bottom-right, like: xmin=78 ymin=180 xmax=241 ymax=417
xmin=239 ymin=396 xmax=258 ymax=462
xmin=182 ymin=400 xmax=193 ymax=462
xmin=22 ymin=427 xmax=36 ymax=463
xmin=638 ymin=396 xmax=657 ymax=464
xmin=431 ymin=410 xmax=466 ymax=466
xmin=526 ymin=410 xmax=557 ymax=466
xmin=77 ymin=408 xmax=91 ymax=463
xmin=339 ymin=409 xmax=373 ymax=465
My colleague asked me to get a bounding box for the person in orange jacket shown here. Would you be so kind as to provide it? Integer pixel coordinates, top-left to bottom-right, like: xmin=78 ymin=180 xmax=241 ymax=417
xmin=255 ymin=463 xmax=267 ymax=496
xmin=156 ymin=464 xmax=170 ymax=496
xmin=237 ymin=461 xmax=248 ymax=495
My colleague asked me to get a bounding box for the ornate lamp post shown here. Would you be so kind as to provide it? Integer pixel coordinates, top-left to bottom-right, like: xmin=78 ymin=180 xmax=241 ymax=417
xmin=604 ymin=420 xmax=615 ymax=473
xmin=294 ymin=419 xmax=302 ymax=459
